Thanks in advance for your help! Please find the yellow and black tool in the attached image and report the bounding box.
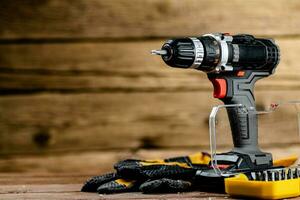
[152,33,280,171]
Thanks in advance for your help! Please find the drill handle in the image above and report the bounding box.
[224,93,258,153]
[208,71,269,154]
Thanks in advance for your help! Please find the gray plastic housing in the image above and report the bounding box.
[208,71,273,167]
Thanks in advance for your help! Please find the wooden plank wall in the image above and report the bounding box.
[0,0,300,172]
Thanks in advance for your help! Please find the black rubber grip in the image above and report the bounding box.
[222,71,269,154]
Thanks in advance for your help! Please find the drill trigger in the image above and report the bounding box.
[210,78,227,99]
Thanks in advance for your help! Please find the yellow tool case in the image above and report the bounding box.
[225,168,300,199]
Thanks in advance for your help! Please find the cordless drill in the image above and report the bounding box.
[152,33,280,172]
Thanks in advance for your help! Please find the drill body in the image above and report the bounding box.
[152,33,280,171]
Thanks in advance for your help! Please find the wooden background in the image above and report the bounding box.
[0,0,300,174]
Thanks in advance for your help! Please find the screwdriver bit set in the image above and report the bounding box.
[225,167,300,199]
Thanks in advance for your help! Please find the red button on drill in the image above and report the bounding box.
[210,78,227,99]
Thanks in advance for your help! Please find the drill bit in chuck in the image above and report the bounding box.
[151,49,168,56]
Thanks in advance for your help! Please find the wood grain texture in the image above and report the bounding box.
[0,39,299,93]
[0,0,299,157]
[1,0,300,40]
[0,90,299,155]
[0,92,216,154]
[0,173,91,185]
[0,150,132,174]
[0,184,80,194]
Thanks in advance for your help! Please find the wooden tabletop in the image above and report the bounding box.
[2,171,300,200]
[0,185,229,200]
[0,173,232,200]
[0,184,230,200]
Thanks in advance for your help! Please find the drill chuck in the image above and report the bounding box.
[152,33,280,74]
